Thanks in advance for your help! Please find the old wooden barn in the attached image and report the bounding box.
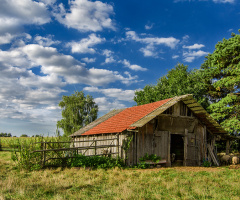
[70,94,228,167]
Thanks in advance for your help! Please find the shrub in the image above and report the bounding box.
[70,154,125,169]
[139,153,161,163]
[202,159,211,167]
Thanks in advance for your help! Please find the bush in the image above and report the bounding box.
[70,154,125,169]
[202,159,211,167]
[139,153,161,163]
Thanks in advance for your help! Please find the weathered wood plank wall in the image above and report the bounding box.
[73,133,127,159]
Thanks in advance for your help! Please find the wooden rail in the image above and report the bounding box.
[31,137,120,167]
[0,147,19,152]
[32,145,119,152]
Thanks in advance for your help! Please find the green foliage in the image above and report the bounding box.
[10,136,71,171]
[57,91,98,137]
[11,138,42,171]
[202,159,211,167]
[135,162,150,169]
[134,63,208,109]
[139,153,161,163]
[135,153,162,169]
[201,31,240,135]
[71,154,125,169]
[122,134,133,152]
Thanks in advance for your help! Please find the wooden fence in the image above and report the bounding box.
[32,137,120,167]
[0,146,19,152]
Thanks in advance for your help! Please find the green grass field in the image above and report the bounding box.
[0,151,240,200]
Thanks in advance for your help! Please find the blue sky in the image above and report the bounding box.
[0,0,239,136]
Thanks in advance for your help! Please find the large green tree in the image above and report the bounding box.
[57,91,98,136]
[134,64,208,108]
[201,31,240,135]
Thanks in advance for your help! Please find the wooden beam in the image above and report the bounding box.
[167,131,171,167]
[183,129,188,166]
[226,140,230,155]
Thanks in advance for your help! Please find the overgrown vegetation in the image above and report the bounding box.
[135,153,162,169]
[202,159,212,167]
[139,153,161,163]
[0,136,71,170]
[1,151,240,200]
[71,154,125,169]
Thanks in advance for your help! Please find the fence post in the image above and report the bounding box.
[117,134,119,158]
[0,139,2,151]
[95,140,97,155]
[43,142,46,167]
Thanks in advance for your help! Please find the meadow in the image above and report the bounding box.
[0,151,240,200]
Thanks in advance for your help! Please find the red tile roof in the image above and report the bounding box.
[81,98,172,135]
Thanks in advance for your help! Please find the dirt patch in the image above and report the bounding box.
[171,166,224,172]
[229,164,240,170]
[131,166,225,173]
[134,164,240,172]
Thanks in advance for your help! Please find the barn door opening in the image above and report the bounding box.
[170,134,184,166]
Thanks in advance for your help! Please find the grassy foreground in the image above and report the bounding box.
[0,152,240,200]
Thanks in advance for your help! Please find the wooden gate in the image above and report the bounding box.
[32,137,120,167]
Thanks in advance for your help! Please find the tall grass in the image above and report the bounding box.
[0,137,32,151]
[0,136,72,170]
[0,151,240,200]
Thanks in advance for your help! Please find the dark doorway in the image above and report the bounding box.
[171,134,184,166]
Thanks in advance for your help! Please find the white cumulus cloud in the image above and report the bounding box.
[34,35,60,47]
[82,57,96,63]
[126,31,179,58]
[183,50,209,62]
[0,0,50,35]
[183,43,205,49]
[84,86,136,101]
[54,0,116,32]
[102,49,116,64]
[67,33,105,54]
[121,59,147,71]
[126,31,179,49]
[172,55,179,59]
[21,44,138,86]
[94,97,126,112]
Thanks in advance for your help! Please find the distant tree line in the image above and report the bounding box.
[0,133,42,137]
[0,133,12,137]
